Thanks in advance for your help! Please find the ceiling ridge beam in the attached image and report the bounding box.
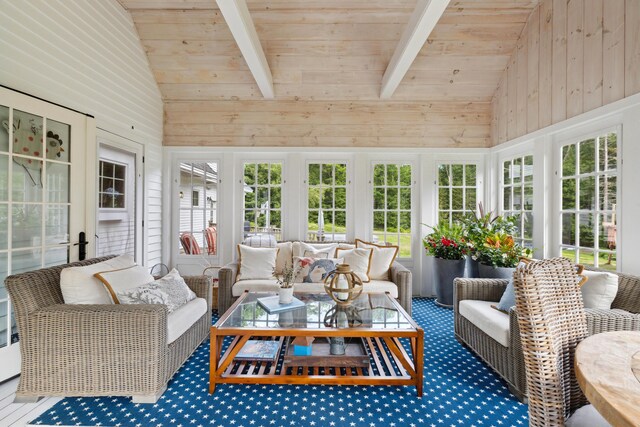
[216,0,274,99]
[380,0,451,99]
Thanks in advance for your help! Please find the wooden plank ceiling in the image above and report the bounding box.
[119,0,539,148]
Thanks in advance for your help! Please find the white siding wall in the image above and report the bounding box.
[0,0,164,266]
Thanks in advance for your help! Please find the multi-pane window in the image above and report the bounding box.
[307,162,347,241]
[243,162,282,240]
[502,155,533,247]
[560,132,618,270]
[98,160,125,209]
[178,162,218,255]
[372,163,412,257]
[437,163,477,225]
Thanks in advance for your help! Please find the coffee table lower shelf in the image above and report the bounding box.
[209,332,424,396]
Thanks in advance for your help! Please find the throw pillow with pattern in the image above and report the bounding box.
[117,268,196,313]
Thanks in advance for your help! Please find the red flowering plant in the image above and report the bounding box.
[423,222,468,260]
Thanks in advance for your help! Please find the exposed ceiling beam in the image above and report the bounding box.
[216,0,274,99]
[380,0,451,99]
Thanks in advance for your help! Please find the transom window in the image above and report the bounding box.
[502,155,533,247]
[178,162,218,256]
[437,163,477,225]
[307,162,347,241]
[243,162,282,240]
[560,132,618,270]
[98,160,125,209]
[372,163,412,257]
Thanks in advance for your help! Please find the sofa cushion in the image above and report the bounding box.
[232,279,398,298]
[94,265,155,303]
[60,255,136,304]
[292,242,337,258]
[355,239,398,281]
[334,247,373,282]
[581,270,618,309]
[237,245,278,280]
[116,269,196,312]
[275,241,293,275]
[293,256,343,283]
[167,297,207,344]
[459,300,510,347]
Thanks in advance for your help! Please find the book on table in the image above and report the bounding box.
[257,295,305,314]
[235,339,282,362]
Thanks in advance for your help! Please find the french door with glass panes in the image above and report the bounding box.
[0,87,90,381]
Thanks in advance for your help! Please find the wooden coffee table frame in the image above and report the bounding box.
[209,291,424,396]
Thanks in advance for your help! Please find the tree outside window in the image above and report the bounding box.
[437,163,477,225]
[243,162,282,240]
[372,163,412,257]
[560,132,618,270]
[502,155,533,248]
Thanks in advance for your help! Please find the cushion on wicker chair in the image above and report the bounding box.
[459,300,510,347]
[95,265,155,303]
[565,404,611,426]
[581,270,618,310]
[167,297,208,344]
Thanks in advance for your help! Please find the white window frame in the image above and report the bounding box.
[435,161,481,225]
[499,154,534,247]
[555,128,621,270]
[370,161,414,259]
[304,159,351,242]
[241,161,284,241]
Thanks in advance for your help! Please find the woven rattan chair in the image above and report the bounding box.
[454,267,640,401]
[513,258,609,426]
[5,256,212,403]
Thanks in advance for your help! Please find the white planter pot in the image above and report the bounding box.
[278,287,294,304]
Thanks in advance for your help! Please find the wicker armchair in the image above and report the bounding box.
[5,257,212,404]
[454,267,640,402]
[513,258,609,426]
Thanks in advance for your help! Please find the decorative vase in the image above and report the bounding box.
[466,256,480,278]
[478,263,515,279]
[278,286,294,304]
[433,257,466,308]
[323,264,363,305]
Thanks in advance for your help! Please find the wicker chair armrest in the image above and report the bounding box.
[390,261,412,315]
[183,276,212,307]
[585,308,640,335]
[218,262,239,314]
[454,278,509,304]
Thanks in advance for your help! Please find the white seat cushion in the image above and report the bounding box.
[167,297,207,344]
[566,404,611,427]
[459,300,510,347]
[232,279,398,298]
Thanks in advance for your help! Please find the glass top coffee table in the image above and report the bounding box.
[209,291,423,396]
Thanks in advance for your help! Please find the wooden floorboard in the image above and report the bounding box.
[0,377,63,426]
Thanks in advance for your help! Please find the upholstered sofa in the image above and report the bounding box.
[453,268,640,401]
[5,256,212,403]
[218,240,413,315]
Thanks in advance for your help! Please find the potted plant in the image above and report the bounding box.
[476,232,531,278]
[461,203,517,277]
[423,222,468,307]
[275,263,300,304]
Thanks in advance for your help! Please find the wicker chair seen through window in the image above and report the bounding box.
[513,258,610,427]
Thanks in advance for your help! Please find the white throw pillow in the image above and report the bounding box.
[335,247,373,283]
[581,270,619,309]
[292,241,337,258]
[275,241,293,275]
[293,256,343,283]
[237,245,279,281]
[355,239,399,281]
[94,265,155,304]
[116,269,197,312]
[60,255,137,304]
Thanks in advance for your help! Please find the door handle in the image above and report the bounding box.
[74,231,88,260]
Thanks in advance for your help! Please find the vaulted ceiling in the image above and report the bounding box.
[118,0,540,148]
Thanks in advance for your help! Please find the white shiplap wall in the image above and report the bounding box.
[0,0,164,266]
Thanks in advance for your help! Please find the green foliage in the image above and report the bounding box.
[460,203,517,258]
[476,232,531,268]
[423,222,468,260]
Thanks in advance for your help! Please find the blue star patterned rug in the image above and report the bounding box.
[30,298,528,426]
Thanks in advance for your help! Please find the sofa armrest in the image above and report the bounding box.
[218,262,239,314]
[390,261,412,315]
[20,304,168,394]
[585,308,640,335]
[183,275,212,307]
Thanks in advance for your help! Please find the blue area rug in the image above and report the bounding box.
[31,298,528,426]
